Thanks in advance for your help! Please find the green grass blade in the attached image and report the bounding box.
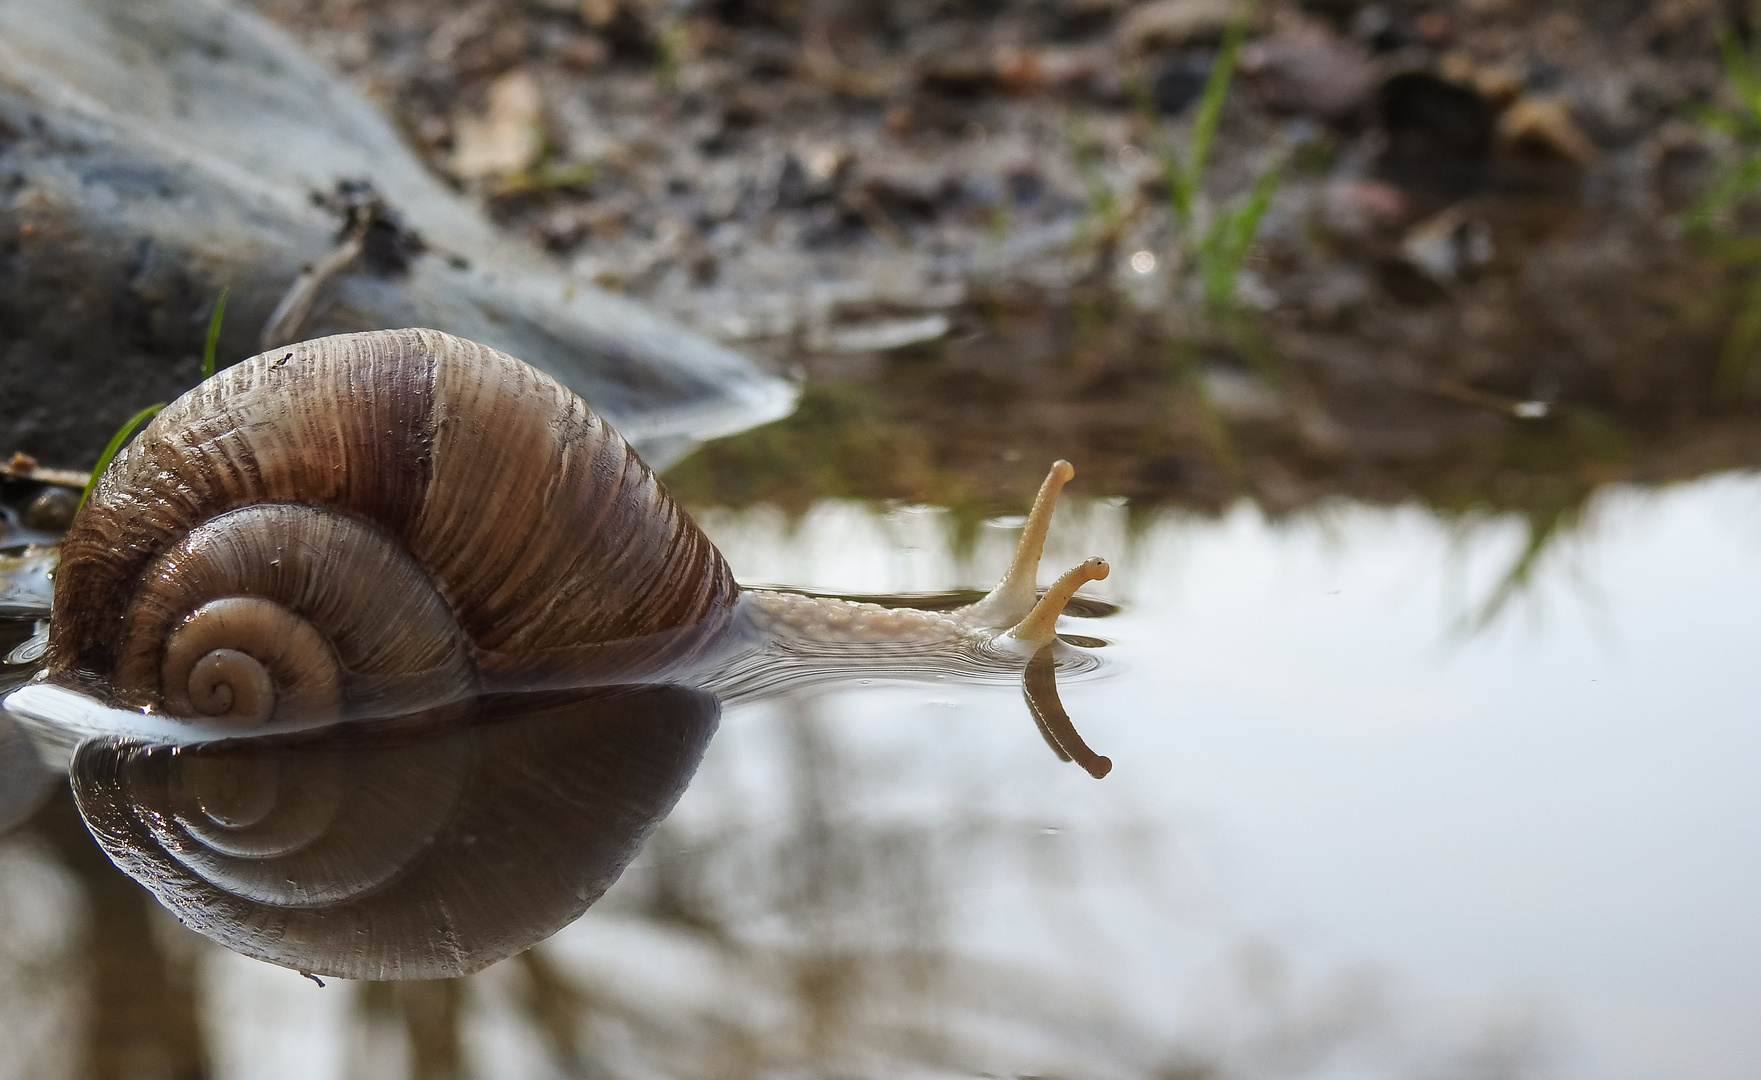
[201,288,229,381]
[1685,148,1761,231]
[78,404,164,513]
[1717,271,1761,396]
[1186,1,1255,196]
[1130,77,1194,223]
[1226,156,1283,259]
[1200,157,1283,311]
[1221,305,1281,385]
[1200,212,1234,308]
[1720,32,1761,124]
[1690,106,1743,139]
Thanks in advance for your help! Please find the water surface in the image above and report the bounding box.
[4,472,1756,1080]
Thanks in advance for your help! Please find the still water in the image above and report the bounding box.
[3,472,1756,1080]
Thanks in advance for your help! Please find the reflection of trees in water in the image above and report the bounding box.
[0,788,206,1080]
[0,832,84,1080]
[0,699,1553,1080]
[611,697,983,1074]
[464,694,1182,1078]
[350,979,465,1080]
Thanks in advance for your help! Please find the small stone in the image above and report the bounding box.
[541,209,588,252]
[1497,94,1599,167]
[1119,0,1247,53]
[1203,366,1286,422]
[1414,10,1453,43]
[578,0,618,27]
[1438,52,1525,105]
[450,69,545,181]
[542,27,608,71]
[1151,51,1213,115]
[1302,265,1374,323]
[21,486,78,533]
[1320,178,1410,237]
[776,151,848,207]
[992,44,1105,94]
[1239,34,1374,120]
[1401,207,1493,283]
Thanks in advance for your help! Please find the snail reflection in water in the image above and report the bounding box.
[18,327,1113,770]
[72,684,719,980]
[2,327,1116,979]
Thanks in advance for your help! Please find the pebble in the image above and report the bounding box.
[1119,0,1246,52]
[1240,35,1375,121]
[21,487,78,534]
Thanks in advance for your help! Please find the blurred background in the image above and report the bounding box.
[4,0,1761,1077]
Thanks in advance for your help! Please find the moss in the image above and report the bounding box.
[664,381,938,512]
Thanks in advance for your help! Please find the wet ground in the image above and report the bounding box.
[5,0,1761,1077]
[232,0,1761,529]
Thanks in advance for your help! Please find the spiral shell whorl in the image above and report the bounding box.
[49,328,738,721]
[113,504,471,724]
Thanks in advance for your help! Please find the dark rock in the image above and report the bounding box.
[1375,72,1496,201]
[1351,4,1409,53]
[0,0,792,469]
[1152,51,1215,116]
[1007,167,1047,207]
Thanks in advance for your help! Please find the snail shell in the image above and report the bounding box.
[49,328,737,727]
[70,684,719,980]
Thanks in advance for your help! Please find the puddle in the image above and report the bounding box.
[2,262,1756,1078]
[2,460,1758,1078]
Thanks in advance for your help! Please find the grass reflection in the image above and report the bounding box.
[662,340,1734,635]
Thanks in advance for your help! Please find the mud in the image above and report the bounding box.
[238,0,1761,518]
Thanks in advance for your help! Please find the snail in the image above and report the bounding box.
[2,326,1116,980]
[26,327,1112,766]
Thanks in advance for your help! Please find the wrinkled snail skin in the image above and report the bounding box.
[44,327,1104,732]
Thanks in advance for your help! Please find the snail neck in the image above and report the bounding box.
[729,459,1107,654]
[738,590,970,647]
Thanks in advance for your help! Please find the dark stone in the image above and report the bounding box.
[1007,167,1046,207]
[1375,72,1496,201]
[1152,51,1214,116]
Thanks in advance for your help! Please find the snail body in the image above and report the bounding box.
[42,328,1106,732]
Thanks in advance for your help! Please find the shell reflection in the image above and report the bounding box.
[69,684,717,980]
